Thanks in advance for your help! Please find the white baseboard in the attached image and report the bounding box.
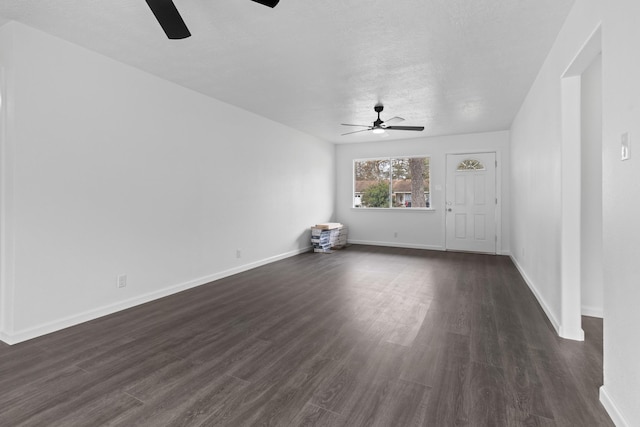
[349,240,512,256]
[581,305,604,318]
[559,324,585,341]
[0,246,312,345]
[348,239,444,251]
[600,386,629,427]
[509,255,562,336]
[0,331,13,344]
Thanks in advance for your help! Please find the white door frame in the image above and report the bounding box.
[444,150,502,255]
[0,66,14,340]
[559,25,602,341]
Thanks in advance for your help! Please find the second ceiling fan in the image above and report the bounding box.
[341,105,425,136]
[145,0,280,39]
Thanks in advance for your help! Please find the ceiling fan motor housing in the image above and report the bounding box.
[340,104,424,135]
[373,104,384,127]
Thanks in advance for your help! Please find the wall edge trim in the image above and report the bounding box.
[0,245,312,345]
[581,305,604,318]
[600,385,630,427]
[347,240,445,251]
[509,255,562,335]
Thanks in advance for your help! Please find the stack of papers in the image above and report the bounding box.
[311,223,348,253]
[332,226,348,249]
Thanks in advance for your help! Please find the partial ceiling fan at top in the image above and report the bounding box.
[341,104,425,136]
[145,0,280,39]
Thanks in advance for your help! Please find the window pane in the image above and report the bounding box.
[457,159,485,171]
[354,159,390,208]
[391,157,430,208]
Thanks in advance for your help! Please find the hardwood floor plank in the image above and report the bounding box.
[469,302,503,369]
[466,361,509,426]
[494,306,554,420]
[229,317,339,383]
[0,365,89,426]
[1,351,178,426]
[125,356,201,403]
[0,333,130,399]
[368,379,431,427]
[505,407,557,427]
[0,246,613,426]
[400,329,469,388]
[215,357,338,426]
[48,391,144,427]
[530,348,614,427]
[310,338,407,419]
[115,373,249,427]
[288,403,344,427]
[420,349,471,425]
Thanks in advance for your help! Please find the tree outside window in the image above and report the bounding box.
[354,157,430,208]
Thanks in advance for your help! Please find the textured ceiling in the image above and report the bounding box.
[0,0,574,143]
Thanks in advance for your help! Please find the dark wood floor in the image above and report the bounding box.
[0,245,613,426]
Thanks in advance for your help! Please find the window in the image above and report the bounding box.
[457,159,485,171]
[354,157,430,208]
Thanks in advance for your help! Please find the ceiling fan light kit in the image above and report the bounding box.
[145,0,280,40]
[341,105,425,136]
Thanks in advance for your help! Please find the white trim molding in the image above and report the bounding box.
[510,255,562,337]
[0,64,17,342]
[581,305,604,318]
[0,246,312,345]
[600,386,629,427]
[560,74,586,342]
[347,240,444,251]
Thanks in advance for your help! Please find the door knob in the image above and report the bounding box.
[447,208,452,212]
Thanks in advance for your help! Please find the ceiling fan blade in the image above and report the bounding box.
[145,0,191,39]
[251,0,280,7]
[384,125,425,131]
[380,117,405,127]
[341,123,370,127]
[341,129,372,136]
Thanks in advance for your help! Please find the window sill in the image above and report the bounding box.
[351,207,436,212]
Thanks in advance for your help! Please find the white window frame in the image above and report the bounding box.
[352,155,433,210]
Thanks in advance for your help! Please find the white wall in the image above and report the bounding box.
[580,54,603,318]
[0,22,335,344]
[335,131,510,253]
[509,0,601,335]
[0,23,14,338]
[511,0,640,424]
[601,0,640,424]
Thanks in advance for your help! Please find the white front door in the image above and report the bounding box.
[445,152,497,254]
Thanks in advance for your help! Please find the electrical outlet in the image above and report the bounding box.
[236,249,242,259]
[394,231,398,238]
[117,274,127,288]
